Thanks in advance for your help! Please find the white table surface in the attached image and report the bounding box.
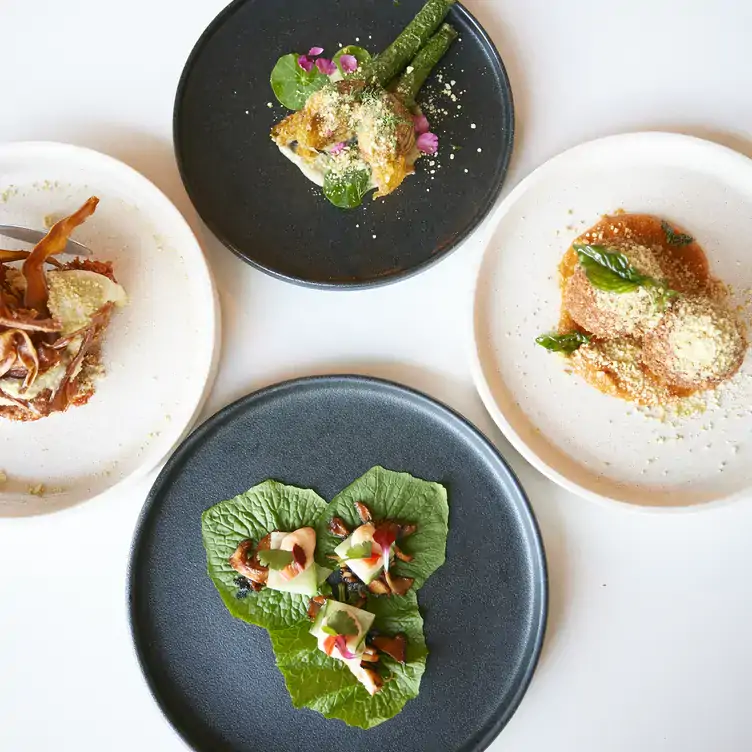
[2,1,751,750]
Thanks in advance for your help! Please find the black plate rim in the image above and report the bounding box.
[127,375,547,751]
[173,0,515,290]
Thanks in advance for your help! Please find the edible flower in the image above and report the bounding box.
[413,113,430,135]
[297,55,314,73]
[315,57,337,76]
[416,132,439,155]
[329,142,347,155]
[339,54,359,73]
[308,46,324,56]
[373,523,399,574]
[334,635,358,660]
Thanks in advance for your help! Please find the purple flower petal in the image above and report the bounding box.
[315,57,337,76]
[308,46,324,57]
[329,142,347,155]
[413,114,430,135]
[416,132,439,155]
[339,54,358,73]
[297,55,314,73]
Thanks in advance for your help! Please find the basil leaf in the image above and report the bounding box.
[344,541,373,560]
[257,549,294,570]
[661,220,694,246]
[324,610,359,637]
[574,244,651,293]
[536,332,590,353]
[323,168,371,209]
[333,46,372,75]
[270,53,329,110]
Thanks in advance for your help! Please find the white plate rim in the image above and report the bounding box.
[0,140,221,517]
[469,131,752,514]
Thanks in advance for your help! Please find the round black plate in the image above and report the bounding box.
[174,0,514,288]
[129,376,546,752]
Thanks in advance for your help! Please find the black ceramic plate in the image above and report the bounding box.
[174,0,514,287]
[129,376,546,752]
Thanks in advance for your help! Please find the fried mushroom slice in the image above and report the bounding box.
[358,665,384,696]
[228,537,269,586]
[327,516,351,538]
[353,501,372,523]
[372,633,407,664]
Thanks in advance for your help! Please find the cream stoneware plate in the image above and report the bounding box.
[0,142,220,517]
[472,132,752,510]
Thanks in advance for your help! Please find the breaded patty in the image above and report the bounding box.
[642,296,747,390]
[563,242,667,338]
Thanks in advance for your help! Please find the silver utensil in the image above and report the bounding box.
[0,225,92,256]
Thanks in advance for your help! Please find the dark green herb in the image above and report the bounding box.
[535,332,590,353]
[270,53,329,110]
[322,610,360,637]
[661,220,694,246]
[256,548,294,570]
[337,582,347,602]
[323,167,371,209]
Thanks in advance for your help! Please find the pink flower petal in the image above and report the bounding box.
[413,114,430,135]
[315,57,337,76]
[334,635,358,660]
[329,142,347,155]
[298,55,314,73]
[339,54,358,73]
[416,132,439,155]
[308,46,324,57]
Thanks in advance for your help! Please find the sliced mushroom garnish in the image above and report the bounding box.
[0,329,40,389]
[360,646,379,662]
[354,501,372,523]
[327,516,351,538]
[393,543,413,563]
[385,571,414,596]
[367,576,391,596]
[398,523,417,538]
[372,634,407,664]
[307,595,328,620]
[228,539,269,585]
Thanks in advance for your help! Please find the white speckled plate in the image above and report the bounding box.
[0,142,220,516]
[471,132,752,510]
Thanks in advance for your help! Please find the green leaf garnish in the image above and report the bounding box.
[201,480,328,631]
[257,549,294,570]
[574,244,651,293]
[323,167,371,209]
[661,220,694,246]
[344,541,373,560]
[270,53,329,110]
[317,467,448,591]
[322,610,360,637]
[536,332,590,353]
[269,591,428,729]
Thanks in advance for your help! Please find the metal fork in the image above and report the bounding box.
[0,225,92,256]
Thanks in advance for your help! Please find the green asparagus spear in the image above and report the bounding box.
[361,0,456,86]
[394,23,458,106]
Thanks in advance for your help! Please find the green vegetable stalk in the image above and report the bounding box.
[394,23,458,106]
[361,0,456,86]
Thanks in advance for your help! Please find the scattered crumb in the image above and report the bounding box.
[267,102,273,108]
[470,123,476,129]
[28,483,45,497]
[0,470,6,485]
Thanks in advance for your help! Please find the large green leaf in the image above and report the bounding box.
[201,480,329,630]
[316,466,449,591]
[269,592,427,729]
